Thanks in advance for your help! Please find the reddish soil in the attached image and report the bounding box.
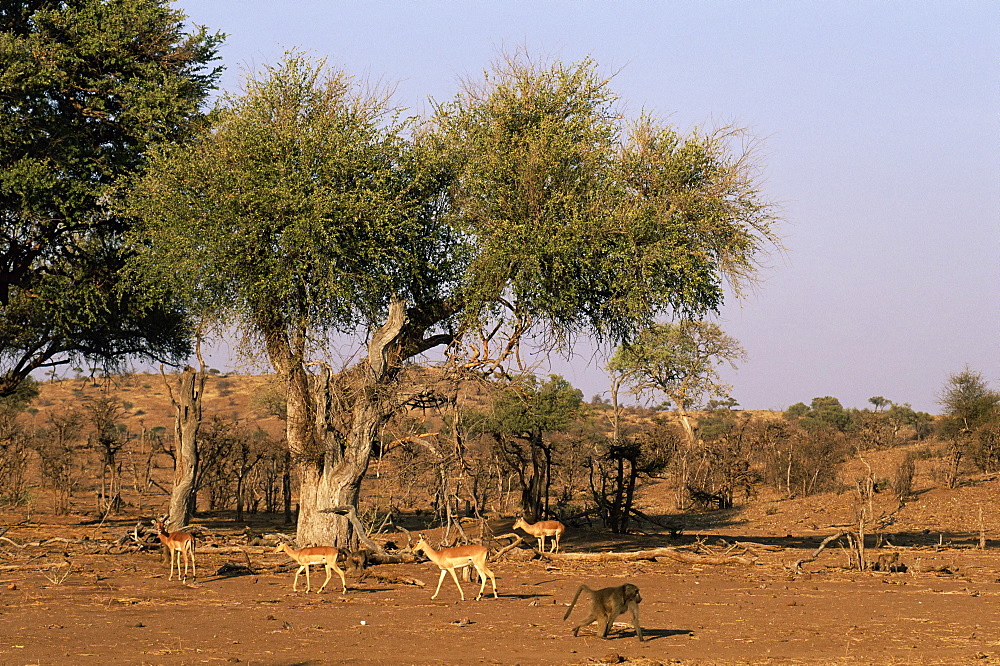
[10,376,1000,664]
[3,511,1000,666]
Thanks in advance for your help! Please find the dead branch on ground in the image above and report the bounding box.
[791,532,845,572]
[540,547,755,565]
[491,533,524,561]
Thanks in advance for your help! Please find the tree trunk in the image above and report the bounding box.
[163,363,205,530]
[292,300,409,547]
[677,407,697,447]
[518,429,553,522]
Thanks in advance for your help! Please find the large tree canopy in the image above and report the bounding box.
[430,56,776,345]
[0,0,223,395]
[127,52,778,545]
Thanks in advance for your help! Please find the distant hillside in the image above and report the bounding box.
[29,372,287,440]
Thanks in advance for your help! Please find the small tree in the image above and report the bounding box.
[590,419,677,532]
[784,396,852,432]
[609,320,746,447]
[85,395,129,513]
[0,379,39,505]
[33,410,85,514]
[938,368,1000,487]
[477,375,584,521]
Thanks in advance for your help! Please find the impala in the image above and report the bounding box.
[154,518,196,582]
[274,542,348,594]
[413,534,497,601]
[513,516,566,553]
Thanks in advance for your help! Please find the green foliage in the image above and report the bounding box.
[0,377,38,411]
[128,53,432,342]
[938,368,1000,477]
[937,368,1000,438]
[430,54,778,343]
[465,374,584,520]
[0,0,224,395]
[486,374,584,436]
[885,403,934,440]
[706,397,740,411]
[130,51,777,373]
[608,319,746,412]
[783,396,851,432]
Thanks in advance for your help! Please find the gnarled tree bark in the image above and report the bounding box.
[291,299,410,548]
[162,351,206,531]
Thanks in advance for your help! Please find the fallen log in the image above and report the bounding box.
[0,560,71,572]
[0,536,79,549]
[791,532,845,571]
[364,552,418,565]
[540,547,754,565]
[734,540,784,552]
[491,533,524,561]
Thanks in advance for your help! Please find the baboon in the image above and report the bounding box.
[872,551,907,572]
[563,583,644,641]
[346,548,371,575]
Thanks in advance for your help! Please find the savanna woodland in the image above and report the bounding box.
[3,2,1000,665]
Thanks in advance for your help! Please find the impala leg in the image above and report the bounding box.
[333,560,347,593]
[447,567,466,601]
[317,563,332,593]
[431,569,448,599]
[293,565,305,592]
[475,563,497,599]
[473,565,495,600]
[486,565,498,598]
[304,563,313,592]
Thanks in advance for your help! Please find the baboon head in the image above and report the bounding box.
[623,583,642,605]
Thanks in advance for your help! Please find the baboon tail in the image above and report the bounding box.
[563,585,590,620]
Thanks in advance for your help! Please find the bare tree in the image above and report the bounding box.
[162,351,207,529]
[33,410,85,514]
[85,395,129,513]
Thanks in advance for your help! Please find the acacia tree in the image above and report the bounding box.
[128,53,778,546]
[0,0,224,396]
[474,374,583,521]
[938,368,1000,487]
[609,320,747,445]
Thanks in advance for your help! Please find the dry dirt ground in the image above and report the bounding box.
[3,512,1000,666]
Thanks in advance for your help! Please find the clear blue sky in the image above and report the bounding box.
[173,0,999,414]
